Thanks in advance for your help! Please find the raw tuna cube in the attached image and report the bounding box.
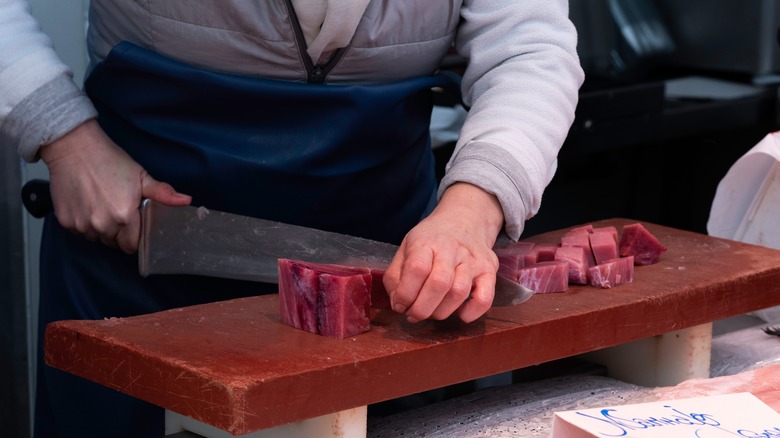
[318,273,372,338]
[278,260,319,334]
[367,268,391,310]
[554,245,589,284]
[535,244,559,262]
[561,231,596,266]
[501,241,536,252]
[591,225,619,243]
[497,262,518,282]
[495,242,537,267]
[569,224,594,233]
[495,242,538,279]
[589,231,619,265]
[619,223,667,265]
[588,256,634,289]
[278,259,372,338]
[517,261,569,294]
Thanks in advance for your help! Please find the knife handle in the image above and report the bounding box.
[21,179,53,218]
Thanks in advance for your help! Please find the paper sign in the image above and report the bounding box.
[552,392,780,437]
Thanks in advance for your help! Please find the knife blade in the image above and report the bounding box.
[138,199,534,307]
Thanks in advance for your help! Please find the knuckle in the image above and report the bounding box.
[448,281,472,302]
[381,269,401,292]
[111,205,136,226]
[485,252,499,270]
[403,256,431,276]
[425,270,453,293]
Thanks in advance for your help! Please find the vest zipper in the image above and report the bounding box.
[284,0,348,84]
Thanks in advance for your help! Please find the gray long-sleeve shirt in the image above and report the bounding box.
[0,0,584,240]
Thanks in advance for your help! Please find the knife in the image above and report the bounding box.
[138,199,534,307]
[19,179,533,307]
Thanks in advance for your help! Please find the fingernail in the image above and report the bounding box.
[393,303,407,313]
[406,315,420,324]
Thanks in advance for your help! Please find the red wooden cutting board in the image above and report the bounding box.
[44,219,780,435]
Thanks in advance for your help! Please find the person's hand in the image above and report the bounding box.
[383,182,504,323]
[39,119,191,253]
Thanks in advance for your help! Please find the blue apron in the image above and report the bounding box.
[36,42,458,437]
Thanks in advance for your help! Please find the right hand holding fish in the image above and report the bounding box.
[39,119,191,254]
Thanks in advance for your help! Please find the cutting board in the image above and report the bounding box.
[44,219,780,435]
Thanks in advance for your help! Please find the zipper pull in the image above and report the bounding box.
[310,66,325,84]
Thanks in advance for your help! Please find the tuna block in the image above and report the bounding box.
[588,256,634,289]
[554,245,589,285]
[495,242,538,268]
[592,225,619,243]
[589,231,619,265]
[535,244,559,262]
[367,268,391,310]
[517,261,569,294]
[495,242,538,280]
[561,229,596,266]
[278,259,372,338]
[619,223,667,265]
[569,224,593,233]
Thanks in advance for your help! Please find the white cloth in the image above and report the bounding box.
[291,0,370,64]
[708,131,780,246]
[708,131,780,323]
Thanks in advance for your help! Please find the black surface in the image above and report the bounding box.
[432,73,780,238]
[525,79,780,237]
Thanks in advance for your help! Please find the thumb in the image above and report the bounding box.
[141,173,192,206]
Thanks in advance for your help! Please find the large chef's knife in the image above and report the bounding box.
[139,199,534,307]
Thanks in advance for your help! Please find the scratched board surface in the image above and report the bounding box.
[44,219,780,435]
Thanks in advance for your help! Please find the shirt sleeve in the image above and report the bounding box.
[440,0,584,240]
[0,0,97,162]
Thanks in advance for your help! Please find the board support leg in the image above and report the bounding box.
[165,405,367,438]
[579,322,712,387]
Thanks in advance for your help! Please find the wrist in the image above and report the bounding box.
[437,182,505,245]
[39,119,98,165]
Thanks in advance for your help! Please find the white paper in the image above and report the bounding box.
[552,392,780,438]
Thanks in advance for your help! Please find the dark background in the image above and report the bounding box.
[436,0,780,238]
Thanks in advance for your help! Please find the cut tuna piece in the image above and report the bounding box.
[591,225,619,243]
[278,259,372,338]
[367,268,391,310]
[588,256,634,289]
[589,231,619,265]
[554,245,590,285]
[618,223,667,265]
[517,261,569,294]
[562,227,590,239]
[495,242,537,267]
[278,260,319,334]
[535,244,559,262]
[569,224,593,234]
[495,242,538,280]
[561,230,596,267]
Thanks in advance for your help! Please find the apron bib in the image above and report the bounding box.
[35,41,458,437]
[84,41,456,243]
